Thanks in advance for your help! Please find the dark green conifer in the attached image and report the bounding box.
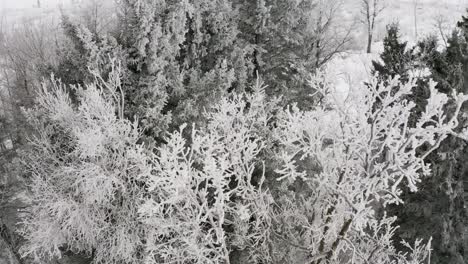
[374,22,468,264]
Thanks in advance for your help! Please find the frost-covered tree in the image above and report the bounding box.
[0,17,59,145]
[236,0,353,101]
[56,14,120,87]
[139,81,278,263]
[56,0,254,146]
[19,62,468,263]
[54,0,355,147]
[371,23,430,127]
[0,16,64,264]
[267,72,468,263]
[19,62,149,264]
[373,22,468,264]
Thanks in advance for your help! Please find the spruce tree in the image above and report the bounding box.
[374,23,468,264]
[235,0,351,108]
[371,23,429,126]
[55,0,258,146]
[372,23,412,82]
[54,0,352,144]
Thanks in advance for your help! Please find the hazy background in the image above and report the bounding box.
[1,0,75,10]
[1,0,468,98]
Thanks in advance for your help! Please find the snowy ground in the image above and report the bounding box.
[330,0,468,102]
[345,0,468,48]
[380,0,468,42]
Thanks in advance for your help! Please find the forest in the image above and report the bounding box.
[0,0,468,263]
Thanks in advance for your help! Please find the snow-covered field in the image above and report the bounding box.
[344,0,468,47]
[330,0,468,101]
[369,0,467,43]
[2,0,466,46]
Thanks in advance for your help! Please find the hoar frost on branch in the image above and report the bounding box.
[19,63,148,264]
[271,73,468,263]
[18,64,468,264]
[138,82,277,263]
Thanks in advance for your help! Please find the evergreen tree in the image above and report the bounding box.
[235,0,352,108]
[372,23,413,82]
[235,0,316,97]
[57,0,255,146]
[54,0,353,146]
[371,23,429,126]
[373,23,468,264]
[20,64,467,264]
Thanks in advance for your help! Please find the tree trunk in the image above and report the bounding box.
[253,33,260,77]
[315,38,321,68]
[367,33,373,53]
[413,1,418,38]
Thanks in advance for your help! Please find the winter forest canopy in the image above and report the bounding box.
[1,0,468,264]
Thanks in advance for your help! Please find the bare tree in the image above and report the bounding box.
[434,13,450,47]
[360,0,385,53]
[76,0,116,36]
[311,0,355,67]
[0,16,60,147]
